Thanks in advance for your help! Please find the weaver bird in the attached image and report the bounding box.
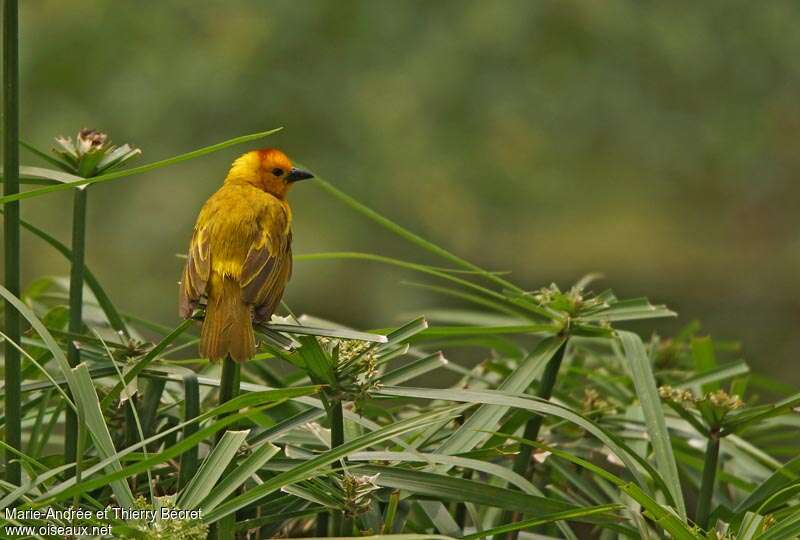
[179,148,313,362]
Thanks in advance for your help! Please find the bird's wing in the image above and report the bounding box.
[179,226,211,318]
[240,205,293,322]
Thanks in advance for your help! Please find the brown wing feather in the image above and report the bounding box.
[241,225,292,323]
[178,227,211,318]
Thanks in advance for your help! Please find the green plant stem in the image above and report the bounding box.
[330,399,345,448]
[330,398,346,535]
[315,512,329,537]
[139,377,166,439]
[500,340,568,540]
[339,514,353,536]
[214,358,241,540]
[64,187,87,465]
[217,358,241,430]
[2,0,21,487]
[696,433,720,530]
[179,374,200,490]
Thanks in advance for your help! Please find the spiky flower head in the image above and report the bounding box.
[338,473,381,517]
[52,128,141,177]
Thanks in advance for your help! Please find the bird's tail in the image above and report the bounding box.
[200,274,255,362]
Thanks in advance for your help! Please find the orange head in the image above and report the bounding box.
[224,148,313,198]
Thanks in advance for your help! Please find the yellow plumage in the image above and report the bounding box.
[179,148,312,362]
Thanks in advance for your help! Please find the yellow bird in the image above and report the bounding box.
[179,148,313,362]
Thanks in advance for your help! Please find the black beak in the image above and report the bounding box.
[286,167,314,182]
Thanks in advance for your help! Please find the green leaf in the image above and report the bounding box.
[755,510,800,540]
[32,386,320,505]
[71,364,135,508]
[202,405,466,523]
[618,330,687,519]
[296,335,336,386]
[295,252,546,319]
[0,284,136,507]
[732,455,800,516]
[461,504,624,540]
[100,319,193,408]
[515,440,697,540]
[377,386,657,495]
[178,430,250,509]
[263,323,387,343]
[433,336,565,462]
[0,128,282,205]
[357,464,617,524]
[0,165,81,184]
[737,512,766,540]
[200,442,280,510]
[676,360,750,391]
[19,140,77,172]
[723,391,800,433]
[580,297,676,323]
[309,174,525,295]
[380,352,448,385]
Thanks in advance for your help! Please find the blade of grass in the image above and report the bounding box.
[100,319,193,408]
[18,140,76,172]
[499,339,568,539]
[618,330,687,518]
[0,128,283,205]
[309,174,524,294]
[0,165,81,184]
[462,504,624,540]
[203,406,466,523]
[31,387,320,505]
[295,252,551,319]
[349,450,577,539]
[378,386,658,495]
[434,336,565,463]
[380,352,448,385]
[732,455,800,516]
[178,430,249,509]
[262,323,387,343]
[515,438,696,540]
[71,364,135,507]
[201,442,280,511]
[355,465,614,524]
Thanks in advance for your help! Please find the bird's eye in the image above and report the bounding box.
[272,168,284,176]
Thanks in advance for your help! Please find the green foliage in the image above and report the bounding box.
[1,131,798,540]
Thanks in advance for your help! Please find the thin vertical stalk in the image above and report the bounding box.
[696,433,720,530]
[64,187,87,464]
[500,340,567,540]
[179,374,200,490]
[315,513,329,537]
[218,358,240,407]
[216,357,241,445]
[2,0,21,487]
[330,399,345,448]
[330,398,345,535]
[214,357,240,540]
[382,491,400,534]
[139,377,166,439]
[339,514,353,536]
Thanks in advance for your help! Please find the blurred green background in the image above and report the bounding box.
[10,1,800,383]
